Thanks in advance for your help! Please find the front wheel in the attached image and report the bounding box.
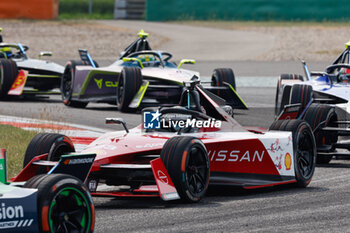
[269,119,316,187]
[0,59,18,98]
[23,133,75,168]
[303,104,338,164]
[116,67,142,112]
[275,74,304,116]
[211,68,236,91]
[25,174,95,233]
[61,60,89,108]
[160,136,210,202]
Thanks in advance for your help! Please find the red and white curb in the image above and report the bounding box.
[0,115,109,152]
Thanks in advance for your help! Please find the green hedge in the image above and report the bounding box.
[59,0,114,19]
[146,0,350,21]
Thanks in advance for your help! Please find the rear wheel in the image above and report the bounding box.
[25,174,95,233]
[275,74,304,116]
[116,67,142,112]
[211,68,236,92]
[160,136,210,202]
[23,133,75,168]
[303,104,338,164]
[0,59,18,98]
[61,60,89,108]
[269,119,316,187]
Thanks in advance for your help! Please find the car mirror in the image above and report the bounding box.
[177,59,195,69]
[39,51,52,59]
[122,57,144,69]
[105,118,129,133]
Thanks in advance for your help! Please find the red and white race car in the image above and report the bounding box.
[13,83,317,202]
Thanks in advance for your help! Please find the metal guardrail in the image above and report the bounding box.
[114,0,145,19]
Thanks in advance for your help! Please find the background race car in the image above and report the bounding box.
[18,82,317,203]
[0,28,63,98]
[0,148,95,233]
[61,30,247,112]
[275,40,350,164]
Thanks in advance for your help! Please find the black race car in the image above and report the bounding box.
[0,28,63,98]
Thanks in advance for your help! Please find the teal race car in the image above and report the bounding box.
[0,145,96,233]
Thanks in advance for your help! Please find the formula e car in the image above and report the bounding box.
[274,41,350,164]
[0,147,95,233]
[61,30,247,111]
[16,82,316,203]
[0,28,63,98]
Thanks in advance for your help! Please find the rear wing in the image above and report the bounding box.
[10,153,96,183]
[48,153,96,182]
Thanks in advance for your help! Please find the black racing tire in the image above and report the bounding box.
[275,74,304,116]
[116,67,142,112]
[23,174,47,188]
[211,68,236,92]
[26,174,95,233]
[269,119,316,187]
[303,104,338,164]
[23,133,75,168]
[160,136,210,203]
[61,60,89,108]
[290,84,313,112]
[0,59,18,98]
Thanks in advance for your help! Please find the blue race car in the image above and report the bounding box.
[274,40,350,164]
[0,146,96,233]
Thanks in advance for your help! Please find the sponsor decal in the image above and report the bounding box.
[275,154,283,170]
[94,78,118,89]
[94,78,103,89]
[88,179,98,192]
[143,111,221,130]
[267,139,283,153]
[285,153,292,170]
[209,150,264,162]
[10,73,26,90]
[0,203,34,230]
[105,81,118,87]
[64,158,94,165]
[157,170,168,184]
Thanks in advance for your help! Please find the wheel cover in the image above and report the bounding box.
[48,187,91,233]
[185,145,209,196]
[296,129,314,178]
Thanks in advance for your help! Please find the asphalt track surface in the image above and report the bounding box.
[0,21,347,232]
[2,68,350,233]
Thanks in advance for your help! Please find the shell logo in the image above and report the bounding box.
[11,74,26,89]
[285,153,291,170]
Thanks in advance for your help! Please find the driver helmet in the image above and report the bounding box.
[137,54,155,62]
[0,47,12,58]
[340,68,350,74]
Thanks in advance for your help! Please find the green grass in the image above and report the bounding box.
[59,0,114,19]
[0,125,38,179]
